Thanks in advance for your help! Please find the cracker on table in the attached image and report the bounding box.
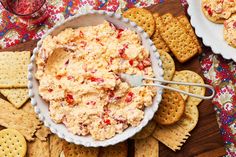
[98,141,128,157]
[0,129,27,157]
[62,142,99,157]
[135,136,159,157]
[152,124,190,151]
[0,51,30,88]
[49,134,64,157]
[178,70,205,106]
[123,8,155,37]
[159,15,198,63]
[132,120,156,140]
[0,98,41,141]
[158,50,175,81]
[27,138,50,157]
[0,88,29,108]
[168,71,190,100]
[151,13,170,52]
[21,101,35,114]
[154,90,185,125]
[35,125,51,141]
[177,15,202,53]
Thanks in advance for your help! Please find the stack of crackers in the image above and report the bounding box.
[123,8,202,63]
[123,7,206,154]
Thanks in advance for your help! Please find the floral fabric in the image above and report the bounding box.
[0,0,235,156]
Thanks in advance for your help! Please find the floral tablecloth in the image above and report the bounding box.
[0,0,235,156]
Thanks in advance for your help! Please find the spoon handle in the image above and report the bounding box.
[142,77,215,100]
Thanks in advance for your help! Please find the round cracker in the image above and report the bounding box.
[123,8,155,37]
[0,129,27,157]
[158,50,175,81]
[132,120,156,139]
[178,70,206,106]
[224,14,236,48]
[201,0,234,23]
[154,90,185,125]
[168,71,190,100]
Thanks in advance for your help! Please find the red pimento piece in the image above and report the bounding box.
[89,77,104,83]
[109,57,114,65]
[129,59,134,66]
[66,93,74,104]
[79,31,84,38]
[104,119,111,125]
[67,76,74,80]
[233,22,236,28]
[142,58,151,67]
[208,8,213,16]
[108,91,115,98]
[119,44,129,59]
[56,75,63,80]
[125,92,134,103]
[48,88,53,93]
[86,101,96,105]
[80,41,87,48]
[116,29,124,39]
[137,62,145,70]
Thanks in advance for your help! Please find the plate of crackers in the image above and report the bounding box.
[187,0,236,61]
[0,6,211,157]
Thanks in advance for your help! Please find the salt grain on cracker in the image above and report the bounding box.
[0,51,30,88]
[27,138,50,157]
[135,136,159,157]
[123,8,155,37]
[0,98,41,141]
[0,129,27,157]
[99,142,128,157]
[0,88,29,108]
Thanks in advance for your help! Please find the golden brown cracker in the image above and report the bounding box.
[21,101,35,114]
[0,51,30,88]
[161,13,174,24]
[98,142,128,157]
[158,50,175,81]
[134,136,159,157]
[168,71,190,100]
[35,126,51,141]
[152,124,190,151]
[49,134,64,157]
[159,17,198,63]
[154,90,185,125]
[0,88,29,108]
[132,120,156,139]
[178,70,206,106]
[27,138,50,157]
[62,142,99,157]
[151,13,170,52]
[123,8,155,36]
[0,129,27,157]
[0,98,41,141]
[177,15,202,53]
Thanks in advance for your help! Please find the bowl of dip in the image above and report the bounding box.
[28,10,163,147]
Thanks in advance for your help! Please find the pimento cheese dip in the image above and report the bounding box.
[35,21,156,140]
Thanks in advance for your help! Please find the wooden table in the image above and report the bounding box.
[0,0,227,156]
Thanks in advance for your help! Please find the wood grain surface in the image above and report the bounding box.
[0,0,226,156]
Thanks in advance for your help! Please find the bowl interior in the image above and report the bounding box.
[30,12,163,147]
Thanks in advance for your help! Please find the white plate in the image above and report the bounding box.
[187,0,236,61]
[28,10,163,147]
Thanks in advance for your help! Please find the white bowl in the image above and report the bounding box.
[28,10,163,147]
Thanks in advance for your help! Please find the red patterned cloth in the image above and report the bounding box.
[0,0,235,156]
